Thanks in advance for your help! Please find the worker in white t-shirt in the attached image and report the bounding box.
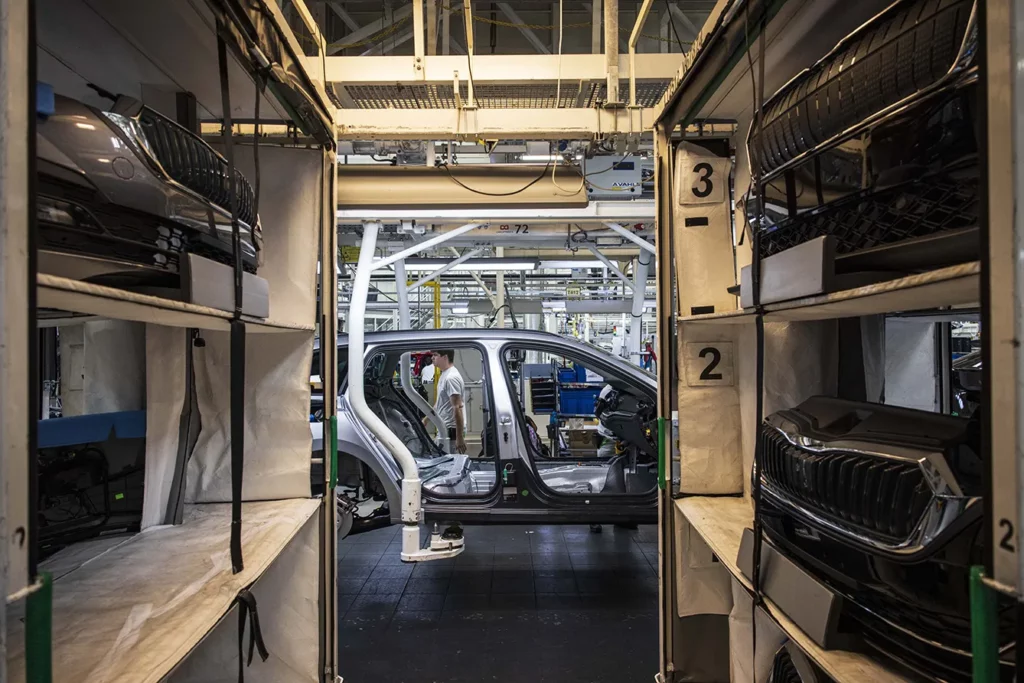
[425,349,467,454]
[420,360,435,385]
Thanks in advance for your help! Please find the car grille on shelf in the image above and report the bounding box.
[758,172,979,260]
[768,648,803,683]
[755,0,975,177]
[760,427,933,542]
[137,110,256,228]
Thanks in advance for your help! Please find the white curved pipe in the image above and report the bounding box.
[348,222,423,552]
[395,260,449,451]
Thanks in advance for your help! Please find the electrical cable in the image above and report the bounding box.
[661,0,687,53]
[744,0,769,674]
[439,157,553,196]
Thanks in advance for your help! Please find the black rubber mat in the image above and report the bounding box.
[338,523,659,683]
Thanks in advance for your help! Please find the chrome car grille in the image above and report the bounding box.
[137,110,256,228]
[754,0,976,178]
[760,427,933,542]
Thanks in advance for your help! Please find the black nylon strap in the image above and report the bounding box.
[217,27,245,575]
[236,589,270,682]
[230,320,245,572]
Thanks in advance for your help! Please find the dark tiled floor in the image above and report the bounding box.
[339,523,659,683]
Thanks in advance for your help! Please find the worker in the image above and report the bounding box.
[595,384,619,458]
[427,349,467,454]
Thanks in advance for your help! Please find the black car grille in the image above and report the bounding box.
[760,427,933,542]
[758,171,979,260]
[756,0,975,177]
[137,110,256,228]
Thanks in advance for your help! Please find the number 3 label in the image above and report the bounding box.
[684,342,734,387]
[680,158,727,205]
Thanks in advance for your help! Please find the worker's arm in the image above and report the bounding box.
[451,393,467,454]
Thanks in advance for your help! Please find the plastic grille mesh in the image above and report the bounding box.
[758,172,979,260]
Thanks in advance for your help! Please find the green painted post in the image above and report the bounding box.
[970,566,999,682]
[26,572,52,683]
[657,417,666,490]
[329,415,339,489]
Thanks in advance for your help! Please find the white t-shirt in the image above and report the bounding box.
[421,363,435,383]
[434,366,465,430]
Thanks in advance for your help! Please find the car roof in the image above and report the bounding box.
[316,328,656,387]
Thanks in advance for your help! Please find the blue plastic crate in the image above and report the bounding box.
[559,387,601,416]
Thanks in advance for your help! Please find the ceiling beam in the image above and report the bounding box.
[497,2,551,54]
[325,0,359,31]
[313,52,682,84]
[327,3,413,54]
[669,4,700,41]
[335,105,654,140]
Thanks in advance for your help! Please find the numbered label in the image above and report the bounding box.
[999,518,1016,552]
[497,224,530,234]
[683,342,734,387]
[679,158,727,205]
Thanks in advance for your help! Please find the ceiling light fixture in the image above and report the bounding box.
[402,257,539,272]
[538,259,605,269]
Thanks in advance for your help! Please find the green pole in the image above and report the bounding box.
[657,416,666,490]
[26,572,52,683]
[329,414,339,489]
[970,565,999,682]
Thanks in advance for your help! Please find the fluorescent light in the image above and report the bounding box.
[451,305,470,315]
[520,154,584,162]
[403,257,538,272]
[538,259,605,269]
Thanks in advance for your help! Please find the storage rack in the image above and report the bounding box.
[651,0,1000,680]
[2,0,340,680]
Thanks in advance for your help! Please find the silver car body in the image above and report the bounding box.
[326,328,658,525]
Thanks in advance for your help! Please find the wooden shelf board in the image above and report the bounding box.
[677,262,980,325]
[38,275,313,333]
[674,495,753,592]
[675,495,910,683]
[7,498,321,683]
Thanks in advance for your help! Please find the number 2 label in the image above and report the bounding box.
[684,342,734,386]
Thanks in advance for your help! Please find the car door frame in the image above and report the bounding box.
[496,339,659,519]
[340,339,507,515]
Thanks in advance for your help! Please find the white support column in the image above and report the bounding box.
[442,1,451,55]
[413,0,425,68]
[462,0,476,107]
[496,246,506,328]
[627,254,651,366]
[604,0,620,105]
[426,0,438,56]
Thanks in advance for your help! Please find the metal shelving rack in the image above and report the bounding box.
[1,0,340,680]
[651,0,1000,681]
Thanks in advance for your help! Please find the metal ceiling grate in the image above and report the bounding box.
[340,80,671,109]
